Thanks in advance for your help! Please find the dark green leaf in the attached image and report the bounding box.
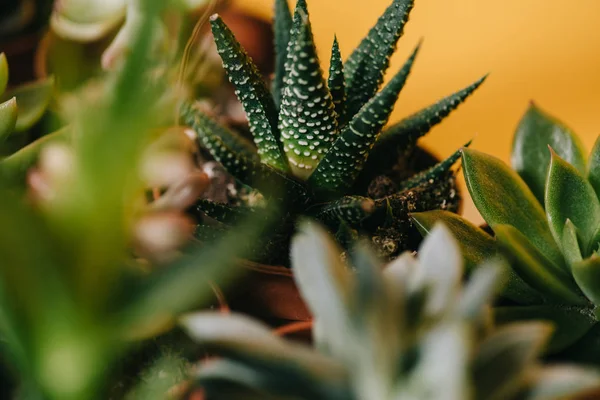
[210,15,288,172]
[411,210,543,304]
[587,135,600,199]
[272,0,294,108]
[344,0,414,118]
[494,224,585,306]
[315,195,375,227]
[462,148,564,268]
[399,142,468,190]
[494,306,596,354]
[0,98,17,142]
[511,103,587,203]
[1,77,54,132]
[546,149,600,254]
[328,36,346,125]
[0,53,7,94]
[193,200,257,225]
[310,43,420,194]
[278,11,338,179]
[572,256,600,306]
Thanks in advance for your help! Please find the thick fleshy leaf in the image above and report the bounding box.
[367,76,486,173]
[291,221,353,359]
[572,256,600,306]
[272,0,294,108]
[309,43,420,195]
[328,36,346,125]
[546,149,600,254]
[511,104,587,204]
[411,211,544,305]
[209,15,288,172]
[493,306,596,354]
[494,224,585,305]
[472,322,552,400]
[0,53,8,95]
[344,0,414,118]
[587,136,600,199]
[1,77,54,132]
[462,148,564,268]
[0,98,18,142]
[523,365,600,400]
[562,219,583,267]
[315,195,375,227]
[278,11,338,179]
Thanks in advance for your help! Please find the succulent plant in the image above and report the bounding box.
[180,221,600,400]
[412,103,600,362]
[181,0,486,264]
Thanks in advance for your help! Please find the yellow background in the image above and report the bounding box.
[234,0,600,223]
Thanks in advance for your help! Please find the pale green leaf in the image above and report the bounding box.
[572,256,600,307]
[1,77,54,132]
[0,98,18,142]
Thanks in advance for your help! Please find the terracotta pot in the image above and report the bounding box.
[227,260,311,323]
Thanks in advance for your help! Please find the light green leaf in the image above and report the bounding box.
[572,256,600,307]
[0,98,18,142]
[524,365,600,400]
[0,53,8,95]
[511,103,587,203]
[494,306,596,354]
[546,149,600,254]
[562,219,583,267]
[462,148,564,268]
[587,135,600,199]
[411,210,544,305]
[472,322,552,400]
[493,224,585,306]
[457,259,506,323]
[1,77,54,132]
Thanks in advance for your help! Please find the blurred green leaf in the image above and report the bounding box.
[0,54,8,94]
[493,224,585,305]
[457,259,507,323]
[0,98,17,142]
[494,306,596,354]
[523,365,600,400]
[546,149,600,254]
[588,136,600,199]
[1,78,54,132]
[462,148,564,269]
[572,257,600,306]
[511,104,587,203]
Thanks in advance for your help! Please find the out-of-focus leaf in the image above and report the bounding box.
[457,259,506,323]
[0,54,8,94]
[546,150,600,254]
[462,148,564,269]
[472,322,552,400]
[522,365,600,400]
[494,306,596,354]
[588,136,600,199]
[493,224,585,306]
[511,104,587,203]
[1,77,54,132]
[0,98,17,142]
[572,256,600,306]
[411,211,544,305]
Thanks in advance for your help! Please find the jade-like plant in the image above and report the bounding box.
[180,221,600,399]
[412,103,600,362]
[182,0,486,264]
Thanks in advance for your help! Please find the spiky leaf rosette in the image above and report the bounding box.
[412,104,600,363]
[180,222,600,400]
[184,0,485,264]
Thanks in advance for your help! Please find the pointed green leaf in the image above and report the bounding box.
[399,142,468,191]
[344,0,414,118]
[572,256,600,306]
[511,103,587,203]
[0,98,18,143]
[562,219,583,267]
[472,322,552,400]
[328,36,346,125]
[494,224,586,306]
[310,43,420,194]
[315,195,375,227]
[368,75,486,172]
[462,148,564,268]
[272,0,294,108]
[209,15,288,172]
[411,211,544,305]
[1,77,54,132]
[494,306,596,354]
[546,149,600,254]
[192,200,256,225]
[457,260,506,323]
[278,11,338,179]
[0,53,8,95]
[587,135,600,199]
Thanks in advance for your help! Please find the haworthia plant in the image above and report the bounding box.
[180,221,600,399]
[412,103,600,362]
[182,0,486,263]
